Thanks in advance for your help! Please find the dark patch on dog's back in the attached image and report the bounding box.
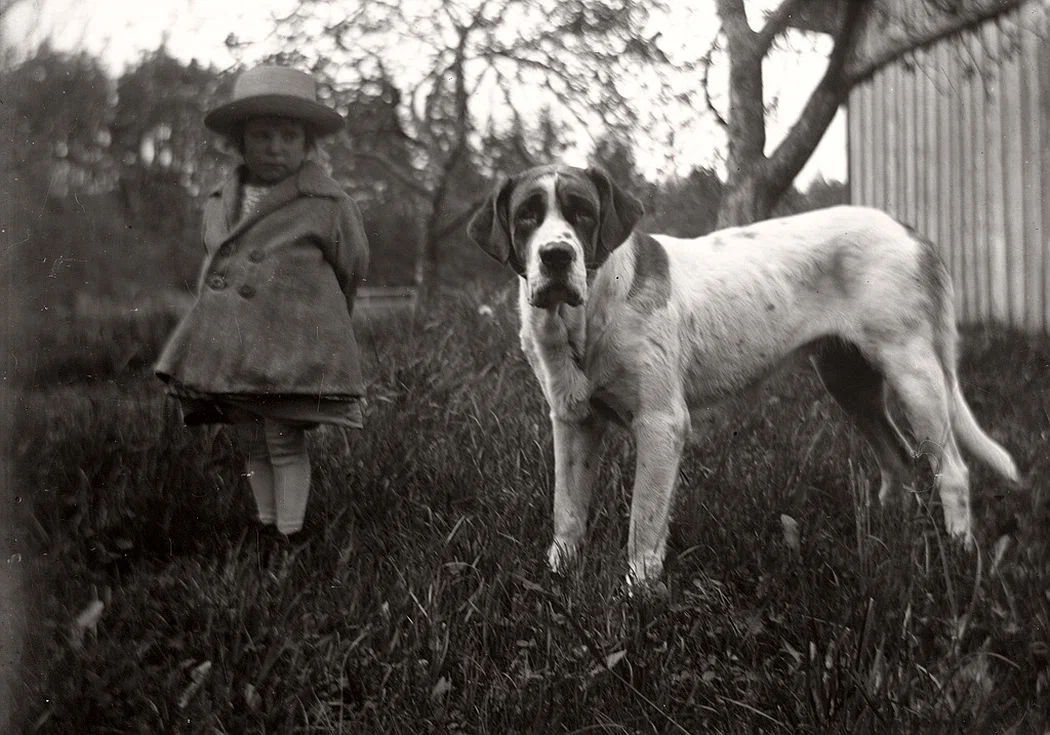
[902,223,949,303]
[803,244,855,298]
[627,232,671,312]
[829,248,853,294]
[901,221,952,364]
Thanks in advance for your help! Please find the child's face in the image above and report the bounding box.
[242,117,308,183]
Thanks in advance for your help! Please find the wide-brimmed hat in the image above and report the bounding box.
[204,65,344,137]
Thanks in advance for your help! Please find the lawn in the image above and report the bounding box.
[9,282,1050,733]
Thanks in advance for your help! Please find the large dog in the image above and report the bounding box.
[468,164,1020,585]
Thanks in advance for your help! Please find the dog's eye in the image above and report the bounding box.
[516,210,540,227]
[563,198,595,226]
[566,207,594,226]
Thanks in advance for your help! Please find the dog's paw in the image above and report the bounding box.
[625,552,665,589]
[943,512,975,551]
[942,500,970,530]
[621,576,669,601]
[547,538,580,574]
[956,528,976,552]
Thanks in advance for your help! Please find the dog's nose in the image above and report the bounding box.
[539,243,575,270]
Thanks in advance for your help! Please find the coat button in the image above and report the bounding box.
[207,275,226,290]
[248,250,264,263]
[238,284,256,299]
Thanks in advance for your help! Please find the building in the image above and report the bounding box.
[846,0,1050,332]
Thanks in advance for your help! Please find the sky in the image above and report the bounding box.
[3,0,847,186]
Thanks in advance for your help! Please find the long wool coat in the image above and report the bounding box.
[155,161,370,399]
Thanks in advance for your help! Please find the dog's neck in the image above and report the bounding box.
[557,304,586,369]
[525,299,587,370]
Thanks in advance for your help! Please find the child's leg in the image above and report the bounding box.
[234,421,276,525]
[263,419,311,535]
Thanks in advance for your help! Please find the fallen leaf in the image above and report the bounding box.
[431,676,452,699]
[75,600,104,632]
[70,599,105,648]
[605,650,627,670]
[243,682,261,711]
[780,514,800,552]
[177,660,212,709]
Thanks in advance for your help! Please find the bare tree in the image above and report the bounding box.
[712,0,1026,227]
[267,0,688,281]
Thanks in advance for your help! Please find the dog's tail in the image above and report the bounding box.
[946,375,1020,483]
[927,241,1020,484]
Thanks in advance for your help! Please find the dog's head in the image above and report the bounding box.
[468,165,643,309]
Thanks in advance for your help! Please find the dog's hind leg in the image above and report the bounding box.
[812,340,913,506]
[879,339,974,546]
[626,402,690,586]
[548,416,607,573]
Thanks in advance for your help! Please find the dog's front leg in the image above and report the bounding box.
[532,306,589,420]
[548,416,606,573]
[627,406,689,586]
[528,304,598,571]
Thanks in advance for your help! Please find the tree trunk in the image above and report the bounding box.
[716,174,778,229]
[421,204,443,286]
[716,0,769,228]
[419,23,473,289]
[714,0,865,228]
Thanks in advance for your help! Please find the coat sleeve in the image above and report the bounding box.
[329,194,371,318]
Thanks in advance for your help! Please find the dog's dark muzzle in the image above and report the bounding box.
[539,242,575,273]
[530,241,582,307]
[530,281,583,308]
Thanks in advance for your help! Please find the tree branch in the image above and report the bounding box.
[755,0,812,53]
[715,0,754,41]
[338,141,432,201]
[716,0,767,182]
[763,0,866,194]
[432,195,488,244]
[844,0,1026,84]
[700,33,728,129]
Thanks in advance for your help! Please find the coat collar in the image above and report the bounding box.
[208,160,344,198]
[206,161,344,245]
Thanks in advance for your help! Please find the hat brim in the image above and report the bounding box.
[204,95,344,137]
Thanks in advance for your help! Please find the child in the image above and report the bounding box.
[155,64,370,539]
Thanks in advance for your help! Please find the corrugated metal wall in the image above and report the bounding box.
[848,1,1049,332]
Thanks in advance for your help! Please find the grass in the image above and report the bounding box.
[9,280,1050,733]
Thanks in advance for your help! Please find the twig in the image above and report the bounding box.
[700,33,728,129]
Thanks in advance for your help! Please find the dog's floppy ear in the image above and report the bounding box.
[468,176,523,274]
[586,166,644,265]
